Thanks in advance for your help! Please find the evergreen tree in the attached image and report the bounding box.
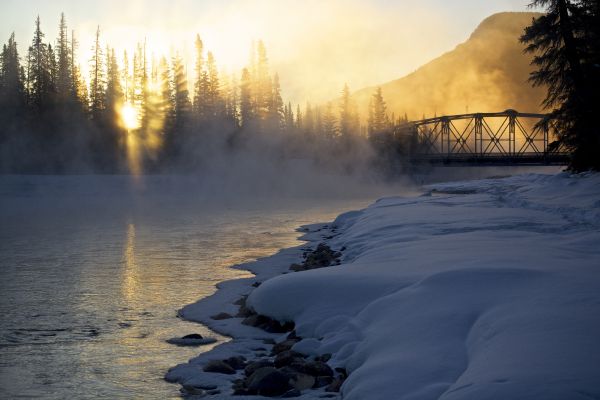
[171,53,191,131]
[521,0,600,170]
[283,101,294,132]
[205,51,221,118]
[339,83,359,137]
[222,71,239,126]
[70,30,87,110]
[89,26,105,120]
[105,47,123,117]
[193,34,206,118]
[0,32,27,171]
[255,40,272,121]
[368,87,389,135]
[269,73,284,129]
[0,33,26,110]
[304,102,315,136]
[27,17,54,113]
[296,104,302,130]
[321,101,337,139]
[55,13,72,101]
[240,67,254,128]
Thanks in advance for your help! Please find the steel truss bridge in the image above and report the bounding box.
[399,110,570,165]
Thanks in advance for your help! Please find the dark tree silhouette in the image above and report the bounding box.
[521,0,600,170]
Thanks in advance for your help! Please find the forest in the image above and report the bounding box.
[0,14,400,175]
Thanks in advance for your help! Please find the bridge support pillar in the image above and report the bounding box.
[508,113,516,157]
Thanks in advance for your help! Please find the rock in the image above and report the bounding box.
[305,361,334,377]
[313,375,334,388]
[203,360,236,375]
[334,367,348,378]
[236,305,254,318]
[272,339,299,355]
[326,376,344,392]
[166,336,217,346]
[288,360,308,374]
[291,373,315,391]
[247,367,292,397]
[244,360,274,377]
[315,353,332,363]
[233,387,250,396]
[210,312,233,320]
[274,350,305,368]
[263,338,276,345]
[242,314,269,327]
[181,333,203,339]
[262,319,295,333]
[289,263,306,272]
[282,388,302,398]
[224,356,247,370]
[252,281,262,287]
[181,384,206,396]
[233,296,247,306]
[286,330,301,340]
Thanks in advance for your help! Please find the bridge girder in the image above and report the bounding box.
[396,110,569,164]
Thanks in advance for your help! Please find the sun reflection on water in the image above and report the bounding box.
[123,223,138,301]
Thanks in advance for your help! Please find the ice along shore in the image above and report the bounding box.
[166,172,600,399]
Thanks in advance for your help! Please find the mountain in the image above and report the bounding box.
[353,12,546,121]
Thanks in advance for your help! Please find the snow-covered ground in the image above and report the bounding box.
[168,172,600,399]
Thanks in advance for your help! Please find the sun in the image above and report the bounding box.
[120,103,140,130]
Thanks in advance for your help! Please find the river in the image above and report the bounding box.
[0,175,376,399]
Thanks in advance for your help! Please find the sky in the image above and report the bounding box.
[0,0,537,104]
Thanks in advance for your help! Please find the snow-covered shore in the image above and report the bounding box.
[167,172,600,399]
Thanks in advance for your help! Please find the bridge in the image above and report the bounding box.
[394,110,570,165]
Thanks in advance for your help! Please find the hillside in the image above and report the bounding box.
[353,12,546,120]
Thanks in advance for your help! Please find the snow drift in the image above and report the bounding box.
[170,172,600,399]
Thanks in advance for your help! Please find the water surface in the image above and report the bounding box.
[0,175,374,399]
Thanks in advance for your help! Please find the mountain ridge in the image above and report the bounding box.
[352,12,546,121]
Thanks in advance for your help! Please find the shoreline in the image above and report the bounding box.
[166,221,344,398]
[166,172,600,399]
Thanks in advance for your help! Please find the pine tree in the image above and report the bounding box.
[304,102,315,136]
[55,13,72,101]
[222,71,239,126]
[283,102,294,132]
[321,101,337,139]
[205,51,221,118]
[339,84,359,137]
[171,53,191,131]
[89,25,105,120]
[193,34,206,118]
[255,40,271,121]
[27,16,54,112]
[521,0,600,170]
[70,30,87,109]
[105,47,123,118]
[296,104,302,130]
[269,73,284,130]
[240,67,254,128]
[0,33,26,110]
[368,87,389,135]
[159,56,174,128]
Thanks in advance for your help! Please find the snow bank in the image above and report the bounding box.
[246,173,600,399]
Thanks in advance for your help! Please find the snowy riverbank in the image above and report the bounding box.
[167,172,600,399]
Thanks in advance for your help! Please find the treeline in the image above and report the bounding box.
[0,13,403,175]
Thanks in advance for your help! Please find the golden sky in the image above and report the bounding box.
[1,0,535,104]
